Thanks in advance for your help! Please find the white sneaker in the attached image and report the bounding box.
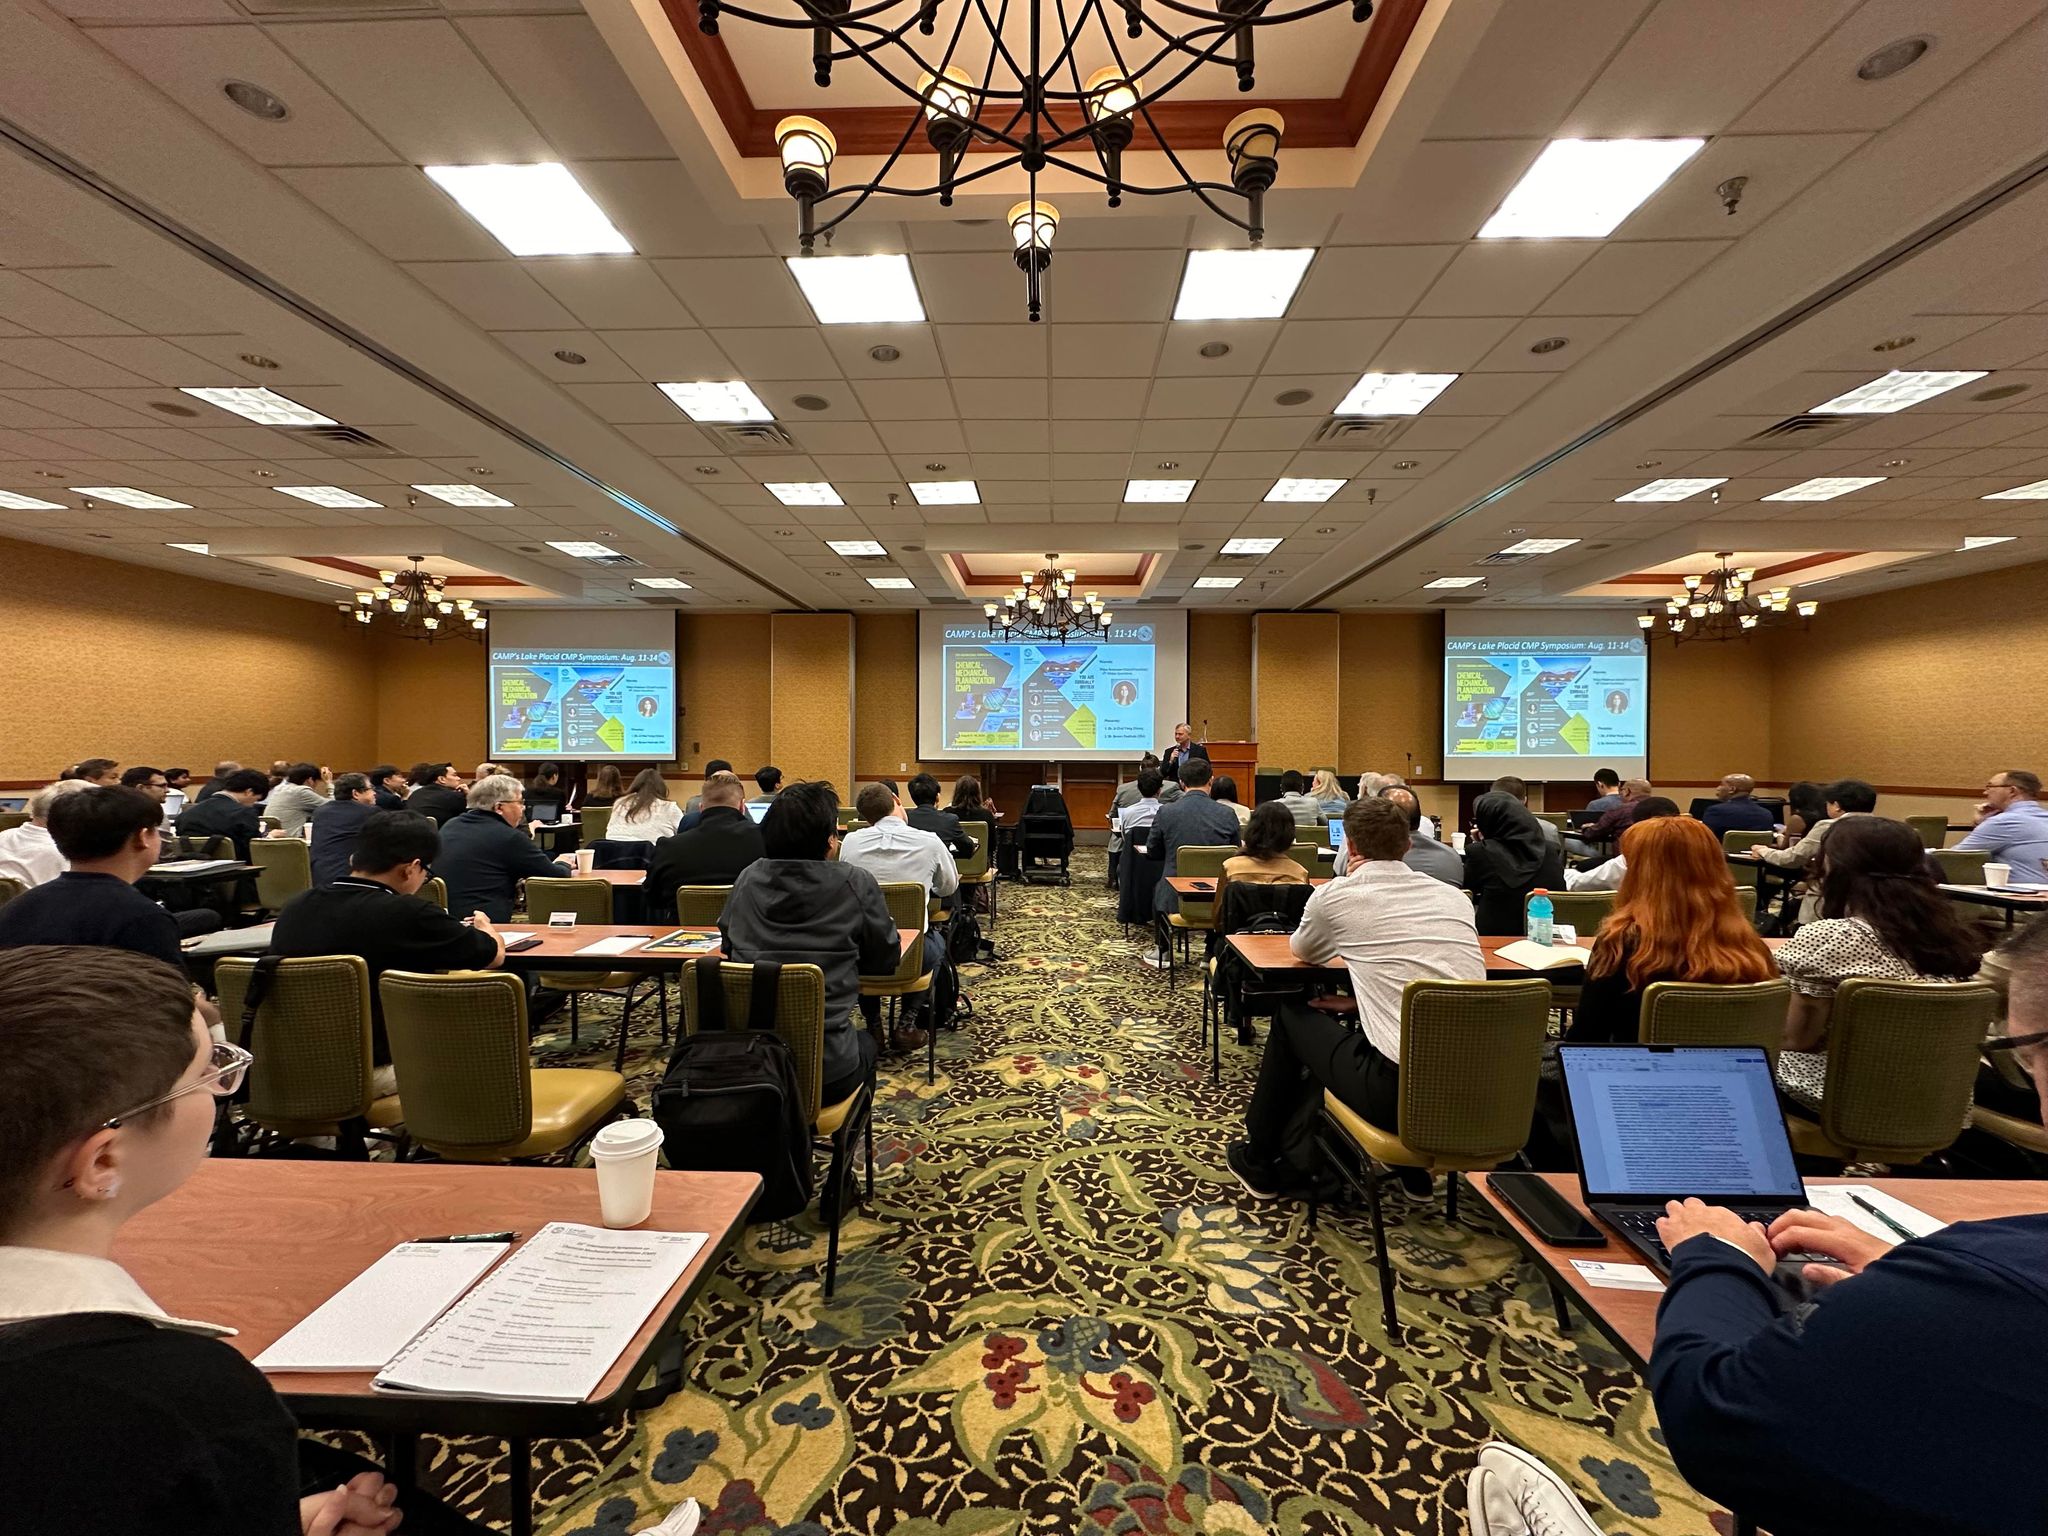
[1466,1443,1604,1536]
[1138,949,1168,970]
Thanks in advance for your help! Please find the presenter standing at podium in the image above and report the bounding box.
[1161,723,1209,782]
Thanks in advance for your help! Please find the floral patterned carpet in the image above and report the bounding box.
[412,851,1725,1535]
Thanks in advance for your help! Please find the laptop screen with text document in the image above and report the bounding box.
[1561,1045,1804,1203]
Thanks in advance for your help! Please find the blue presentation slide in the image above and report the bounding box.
[941,623,1157,752]
[1445,636,1646,762]
[491,647,675,757]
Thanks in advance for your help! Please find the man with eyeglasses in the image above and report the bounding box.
[433,774,572,924]
[1955,769,2048,887]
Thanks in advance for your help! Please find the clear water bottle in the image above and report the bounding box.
[1527,888,1555,947]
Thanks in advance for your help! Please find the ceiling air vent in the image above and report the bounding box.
[1743,414,1859,446]
[1312,417,1407,448]
[295,425,404,458]
[585,552,645,569]
[1474,550,1540,566]
[708,422,800,453]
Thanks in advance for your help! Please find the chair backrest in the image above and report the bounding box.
[1639,979,1792,1063]
[250,837,311,909]
[1931,848,1988,886]
[171,832,231,860]
[379,970,532,1149]
[1722,828,1775,855]
[1733,882,1758,925]
[580,805,611,841]
[1116,841,1165,925]
[590,838,653,871]
[421,875,448,910]
[1175,845,1233,913]
[257,814,282,835]
[0,811,28,833]
[1219,880,1312,935]
[837,806,862,830]
[216,955,374,1128]
[1286,843,1322,874]
[1396,979,1551,1161]
[0,875,23,910]
[1529,888,1614,937]
[1531,811,1567,832]
[868,881,926,983]
[675,884,733,927]
[1819,978,1996,1162]
[1905,814,1947,850]
[524,875,614,924]
[955,831,990,882]
[681,960,829,1119]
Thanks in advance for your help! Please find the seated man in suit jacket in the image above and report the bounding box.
[434,774,570,923]
[903,772,977,859]
[648,770,766,918]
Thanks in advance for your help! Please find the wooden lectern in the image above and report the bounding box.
[1203,740,1259,789]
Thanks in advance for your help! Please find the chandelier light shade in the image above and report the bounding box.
[725,0,1370,318]
[988,554,1111,642]
[339,556,486,643]
[1641,553,1815,643]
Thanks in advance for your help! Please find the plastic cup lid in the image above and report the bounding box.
[592,1118,663,1156]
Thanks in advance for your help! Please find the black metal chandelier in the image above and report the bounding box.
[985,554,1112,640]
[716,0,1375,319]
[338,556,487,643]
[1640,552,1817,644]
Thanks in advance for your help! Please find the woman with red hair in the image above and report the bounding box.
[1569,815,1777,1043]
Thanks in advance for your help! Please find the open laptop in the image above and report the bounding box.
[1559,1043,1807,1275]
[1326,820,1347,850]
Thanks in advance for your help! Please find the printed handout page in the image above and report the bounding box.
[576,934,650,956]
[374,1223,707,1401]
[255,1240,510,1372]
[1808,1184,1946,1244]
[1570,1052,1802,1199]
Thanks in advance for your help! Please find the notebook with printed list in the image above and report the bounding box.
[372,1223,707,1401]
[641,930,722,954]
[253,1240,510,1372]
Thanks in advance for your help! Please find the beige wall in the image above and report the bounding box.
[852,612,955,781]
[769,612,853,789]
[1338,612,1442,779]
[1189,613,1254,742]
[1253,612,1340,770]
[1647,635,1774,789]
[676,613,771,774]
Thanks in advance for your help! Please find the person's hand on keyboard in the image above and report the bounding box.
[1655,1197,1774,1272]
[1766,1210,1893,1288]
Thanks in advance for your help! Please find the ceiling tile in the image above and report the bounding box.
[711,328,841,380]
[874,420,968,455]
[1159,320,1282,375]
[935,324,1047,376]
[1429,372,1550,414]
[964,419,1049,451]
[653,259,810,327]
[0,340,153,390]
[851,378,958,421]
[404,262,580,330]
[823,325,945,378]
[1413,243,1595,317]
[0,272,136,336]
[1291,245,1459,320]
[278,167,505,262]
[1144,376,1253,418]
[491,330,640,382]
[1617,132,1867,240]
[571,163,773,258]
[1371,316,1520,371]
[597,328,736,381]
[1050,324,1164,378]
[914,254,1025,324]
[1330,141,1545,245]
[1472,315,1631,371]
[1261,318,1398,376]
[950,378,1045,418]
[527,259,696,330]
[1236,374,1359,417]
[456,15,671,158]
[1040,251,1183,323]
[563,381,681,424]
[1538,241,1728,315]
[1428,0,1653,137]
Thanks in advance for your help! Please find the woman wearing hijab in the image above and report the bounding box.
[1463,790,1565,934]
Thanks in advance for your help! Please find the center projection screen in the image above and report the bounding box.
[917,610,1190,762]
[487,609,678,761]
[1442,611,1649,783]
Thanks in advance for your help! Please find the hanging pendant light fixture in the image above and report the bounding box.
[985,553,1111,642]
[1640,552,1816,643]
[339,555,487,643]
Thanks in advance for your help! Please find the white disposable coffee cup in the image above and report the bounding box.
[1985,863,2013,888]
[1452,832,1468,854]
[574,847,596,874]
[591,1119,664,1228]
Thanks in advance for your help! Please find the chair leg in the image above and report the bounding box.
[1365,1162,1398,1337]
[822,1135,850,1298]
[569,991,580,1044]
[612,979,641,1073]
[864,1085,876,1200]
[1546,1274,1574,1332]
[927,1008,937,1085]
[657,976,670,1043]
[1445,1172,1460,1223]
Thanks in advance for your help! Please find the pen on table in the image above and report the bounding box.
[1849,1194,1916,1243]
[412,1231,517,1244]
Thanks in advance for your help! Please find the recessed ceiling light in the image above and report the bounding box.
[149,401,200,417]
[635,576,693,589]
[1198,341,1233,360]
[1265,477,1345,503]
[1616,476,1727,502]
[423,164,632,256]
[547,540,622,559]
[0,490,66,510]
[792,394,831,412]
[1634,460,1662,469]
[786,254,925,324]
[1959,535,2016,549]
[1983,479,2048,500]
[1496,537,1579,556]
[1857,35,1931,81]
[1391,460,1419,471]
[165,542,210,554]
[411,483,513,507]
[553,349,588,365]
[1479,138,1704,239]
[222,79,288,121]
[764,481,844,506]
[276,485,383,509]
[1312,526,1337,535]
[1761,476,1886,502]
[868,344,901,363]
[1172,248,1316,320]
[1528,336,1569,354]
[179,386,335,426]
[1881,458,1913,468]
[1871,335,1917,352]
[1273,388,1315,407]
[1424,575,1485,588]
[1193,575,1243,589]
[1124,479,1196,503]
[1973,383,2031,402]
[866,575,916,589]
[1810,370,1988,414]
[1335,372,1457,416]
[827,538,887,556]
[1221,536,1282,555]
[908,480,979,505]
[69,486,191,510]
[657,380,773,423]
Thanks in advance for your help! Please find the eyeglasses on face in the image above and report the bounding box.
[103,1041,253,1129]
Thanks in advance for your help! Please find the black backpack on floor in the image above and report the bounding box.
[652,958,812,1222]
[926,926,972,1032]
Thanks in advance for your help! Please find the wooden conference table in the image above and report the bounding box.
[1941,883,2048,928]
[495,924,924,973]
[1166,876,1329,897]
[1224,932,1787,977]
[114,1160,761,1536]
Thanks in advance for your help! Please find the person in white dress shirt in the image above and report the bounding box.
[0,779,93,889]
[604,768,684,844]
[839,782,958,1047]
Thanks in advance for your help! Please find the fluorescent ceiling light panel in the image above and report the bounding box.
[764,481,844,507]
[1221,536,1282,555]
[411,483,514,508]
[1265,477,1346,503]
[1424,575,1485,588]
[826,538,887,556]
[1497,537,1580,556]
[1193,575,1243,589]
[423,164,632,256]
[657,381,773,423]
[0,490,66,510]
[70,486,191,510]
[276,485,383,509]
[1124,479,1196,503]
[165,542,210,554]
[1960,536,2015,549]
[179,386,336,427]
[1982,479,2048,501]
[1616,476,1726,502]
[1335,372,1457,417]
[1172,248,1316,321]
[635,577,693,589]
[909,480,979,505]
[1810,370,1989,415]
[866,576,916,589]
[1478,137,1705,239]
[786,254,925,324]
[1761,476,1886,502]
[546,540,621,559]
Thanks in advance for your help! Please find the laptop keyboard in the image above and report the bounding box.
[1606,1206,1798,1272]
